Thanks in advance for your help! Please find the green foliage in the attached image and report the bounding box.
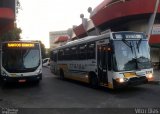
[16,0,21,14]
[0,27,22,42]
[45,48,50,58]
[37,41,46,59]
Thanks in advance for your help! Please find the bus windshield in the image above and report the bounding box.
[2,44,40,73]
[113,40,152,71]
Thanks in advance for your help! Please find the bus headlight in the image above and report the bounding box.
[116,78,128,83]
[146,70,153,79]
[119,78,124,83]
[116,78,124,83]
[146,73,153,79]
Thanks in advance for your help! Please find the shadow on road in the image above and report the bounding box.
[54,77,150,95]
[0,80,40,90]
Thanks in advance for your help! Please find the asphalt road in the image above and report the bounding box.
[0,67,160,109]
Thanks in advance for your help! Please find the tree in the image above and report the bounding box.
[45,48,50,58]
[16,0,21,14]
[38,41,46,59]
[0,26,22,42]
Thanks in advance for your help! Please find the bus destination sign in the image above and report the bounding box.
[125,34,143,39]
[7,43,35,48]
[114,33,144,39]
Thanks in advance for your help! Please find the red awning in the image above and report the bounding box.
[54,36,69,43]
[0,8,15,34]
[149,35,160,44]
[91,0,119,16]
[0,8,15,19]
[73,24,87,37]
[91,0,159,27]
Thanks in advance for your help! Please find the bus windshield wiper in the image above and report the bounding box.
[122,38,133,53]
[136,38,142,53]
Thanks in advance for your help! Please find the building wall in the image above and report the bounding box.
[0,0,15,12]
[127,20,149,33]
[127,19,160,34]
[0,0,15,34]
[151,48,160,63]
[49,30,68,49]
[150,48,160,69]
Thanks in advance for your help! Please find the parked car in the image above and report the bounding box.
[42,58,50,67]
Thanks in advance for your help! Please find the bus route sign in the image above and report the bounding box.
[7,43,35,48]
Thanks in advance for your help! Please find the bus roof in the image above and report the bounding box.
[53,32,111,50]
[52,31,145,51]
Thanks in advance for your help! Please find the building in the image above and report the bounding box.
[0,0,15,35]
[49,30,69,49]
[66,0,160,68]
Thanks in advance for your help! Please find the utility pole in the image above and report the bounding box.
[147,0,160,40]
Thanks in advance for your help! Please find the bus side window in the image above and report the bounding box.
[50,51,54,61]
[79,44,87,60]
[53,52,57,62]
[71,46,77,60]
[58,50,64,60]
[77,45,80,60]
[64,48,70,60]
[68,48,72,60]
[87,42,95,59]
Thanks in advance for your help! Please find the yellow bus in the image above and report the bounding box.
[50,31,153,89]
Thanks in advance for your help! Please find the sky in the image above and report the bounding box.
[16,0,103,48]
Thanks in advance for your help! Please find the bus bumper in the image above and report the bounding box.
[113,76,148,89]
[1,74,42,83]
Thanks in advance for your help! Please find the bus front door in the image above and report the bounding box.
[97,45,108,85]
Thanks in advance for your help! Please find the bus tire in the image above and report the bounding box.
[89,72,99,89]
[60,69,64,80]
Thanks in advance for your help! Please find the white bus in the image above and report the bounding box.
[0,41,42,84]
[50,31,153,89]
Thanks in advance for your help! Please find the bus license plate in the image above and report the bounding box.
[124,72,136,78]
[18,80,26,83]
[11,74,16,77]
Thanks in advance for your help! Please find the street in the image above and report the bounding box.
[0,67,160,108]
